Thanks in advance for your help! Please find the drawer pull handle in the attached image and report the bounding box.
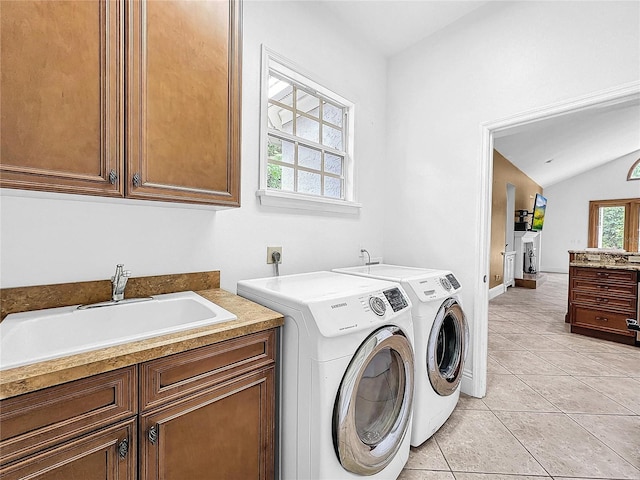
[118,438,129,459]
[148,424,158,445]
[596,298,609,303]
[597,286,609,290]
[596,272,609,277]
[596,316,608,322]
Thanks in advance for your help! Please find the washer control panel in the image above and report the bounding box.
[310,285,412,337]
[383,287,410,312]
[368,296,387,316]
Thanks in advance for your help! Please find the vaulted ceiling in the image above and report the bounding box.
[316,0,640,188]
[494,98,640,188]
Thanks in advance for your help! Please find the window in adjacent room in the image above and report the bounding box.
[588,198,640,252]
[628,158,640,180]
[257,47,359,213]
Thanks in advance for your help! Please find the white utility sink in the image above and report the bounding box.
[0,291,237,371]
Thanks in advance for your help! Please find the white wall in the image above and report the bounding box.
[384,1,639,389]
[386,0,639,310]
[0,1,388,291]
[541,150,640,273]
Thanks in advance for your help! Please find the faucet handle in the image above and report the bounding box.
[122,270,132,278]
[112,264,124,282]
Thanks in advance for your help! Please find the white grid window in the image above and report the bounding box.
[258,48,359,213]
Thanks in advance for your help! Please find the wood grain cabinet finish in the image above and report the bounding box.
[0,0,124,197]
[0,329,276,479]
[568,266,638,345]
[0,367,136,479]
[0,366,137,466]
[126,0,241,206]
[0,420,136,480]
[1,0,241,207]
[140,369,275,480]
[139,330,276,480]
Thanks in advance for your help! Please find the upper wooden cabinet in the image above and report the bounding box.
[0,0,241,207]
[0,0,124,197]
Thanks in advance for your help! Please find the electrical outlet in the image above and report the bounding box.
[494,274,501,281]
[267,246,282,264]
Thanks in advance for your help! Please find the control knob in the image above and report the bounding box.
[369,296,387,316]
[440,277,452,291]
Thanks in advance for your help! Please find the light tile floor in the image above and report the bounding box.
[399,273,640,480]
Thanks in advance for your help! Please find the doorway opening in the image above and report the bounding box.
[469,81,640,398]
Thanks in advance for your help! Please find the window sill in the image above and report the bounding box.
[256,189,361,214]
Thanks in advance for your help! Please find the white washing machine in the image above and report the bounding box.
[237,271,415,480]
[333,264,468,447]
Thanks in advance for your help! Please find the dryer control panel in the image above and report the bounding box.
[407,272,462,303]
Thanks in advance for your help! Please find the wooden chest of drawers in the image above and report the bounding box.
[568,266,638,345]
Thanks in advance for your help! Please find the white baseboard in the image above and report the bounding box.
[488,284,505,300]
[460,368,484,398]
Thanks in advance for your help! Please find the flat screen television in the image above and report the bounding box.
[531,193,547,231]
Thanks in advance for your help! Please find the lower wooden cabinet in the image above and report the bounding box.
[140,369,275,479]
[567,266,637,345]
[0,420,136,480]
[0,329,277,479]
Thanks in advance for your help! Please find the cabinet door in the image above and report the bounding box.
[0,0,124,197]
[126,0,241,206]
[0,419,135,480]
[140,368,274,480]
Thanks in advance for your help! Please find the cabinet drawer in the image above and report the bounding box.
[140,329,276,411]
[572,278,637,297]
[571,291,636,311]
[571,267,637,284]
[572,306,636,336]
[0,366,136,466]
[0,418,136,480]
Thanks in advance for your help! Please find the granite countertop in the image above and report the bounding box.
[569,262,640,271]
[0,273,284,400]
[569,250,640,272]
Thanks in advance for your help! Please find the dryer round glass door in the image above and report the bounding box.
[333,326,414,476]
[427,298,469,396]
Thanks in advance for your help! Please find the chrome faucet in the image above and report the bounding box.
[111,264,131,302]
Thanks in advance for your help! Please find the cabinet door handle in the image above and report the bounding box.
[133,172,142,187]
[148,424,158,445]
[109,169,118,185]
[118,437,129,459]
[595,316,608,322]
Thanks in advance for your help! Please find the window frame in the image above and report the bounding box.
[257,46,360,214]
[588,198,640,252]
[627,158,640,181]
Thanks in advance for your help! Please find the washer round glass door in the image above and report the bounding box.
[333,326,414,475]
[427,298,469,396]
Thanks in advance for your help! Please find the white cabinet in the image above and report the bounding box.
[503,251,516,288]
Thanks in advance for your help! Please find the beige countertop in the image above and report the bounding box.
[0,273,284,400]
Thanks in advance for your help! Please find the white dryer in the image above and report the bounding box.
[333,264,468,447]
[237,271,415,480]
